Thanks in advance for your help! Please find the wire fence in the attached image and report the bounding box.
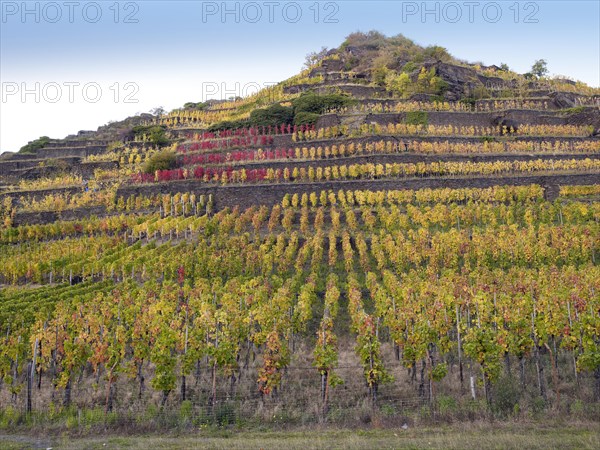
[2,388,437,430]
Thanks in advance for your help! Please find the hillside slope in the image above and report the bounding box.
[0,32,599,429]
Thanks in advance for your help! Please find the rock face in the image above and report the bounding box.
[316,114,341,129]
[564,108,600,135]
[550,92,581,109]
[431,62,518,101]
[428,62,482,101]
[310,58,345,76]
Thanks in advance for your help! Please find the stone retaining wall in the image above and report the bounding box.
[41,146,106,159]
[12,205,107,226]
[117,173,599,211]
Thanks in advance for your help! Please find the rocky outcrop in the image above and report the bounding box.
[550,92,581,109]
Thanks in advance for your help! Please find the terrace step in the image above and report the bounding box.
[117,172,600,213]
[37,146,107,158]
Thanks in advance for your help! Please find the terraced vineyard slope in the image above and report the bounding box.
[0,32,599,428]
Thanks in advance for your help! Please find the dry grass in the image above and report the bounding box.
[2,422,599,450]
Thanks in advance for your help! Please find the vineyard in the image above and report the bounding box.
[0,31,599,430]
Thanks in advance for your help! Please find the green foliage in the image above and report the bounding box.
[405,111,429,126]
[210,103,296,132]
[431,362,448,382]
[143,150,177,174]
[292,92,354,115]
[577,337,600,372]
[132,125,168,147]
[463,327,503,383]
[423,45,453,62]
[531,59,549,78]
[19,136,50,154]
[214,402,236,426]
[179,400,193,423]
[385,72,411,97]
[341,30,387,51]
[401,62,418,73]
[530,396,547,416]
[418,67,448,94]
[385,67,447,98]
[436,394,457,415]
[492,375,520,418]
[207,119,248,132]
[249,104,294,127]
[183,102,208,110]
[294,111,320,126]
[561,106,586,115]
[460,96,476,106]
[372,65,390,86]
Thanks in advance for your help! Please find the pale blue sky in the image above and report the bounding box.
[1,1,599,152]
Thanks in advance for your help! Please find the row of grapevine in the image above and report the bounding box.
[292,123,594,141]
[176,140,600,168]
[1,192,598,414]
[134,157,600,185]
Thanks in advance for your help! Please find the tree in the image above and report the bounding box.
[385,72,411,97]
[19,136,51,154]
[304,46,329,69]
[143,150,177,174]
[372,65,390,86]
[151,106,165,117]
[292,92,354,115]
[423,45,452,62]
[148,127,169,147]
[531,59,548,78]
[249,104,294,127]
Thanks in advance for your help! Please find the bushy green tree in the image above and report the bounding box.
[294,111,320,126]
[531,59,549,78]
[19,136,50,154]
[385,72,411,97]
[292,92,353,115]
[249,104,294,127]
[143,150,177,174]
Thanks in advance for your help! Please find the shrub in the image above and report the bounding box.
[562,106,586,115]
[372,65,390,86]
[292,92,354,115]
[214,402,236,426]
[437,394,457,416]
[183,101,208,110]
[207,119,249,132]
[249,104,294,127]
[179,400,194,426]
[423,45,453,62]
[531,59,549,78]
[460,97,477,109]
[401,61,418,73]
[294,111,320,126]
[143,150,177,174]
[405,111,428,126]
[132,125,168,147]
[491,375,520,418]
[385,72,411,97]
[19,136,50,154]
